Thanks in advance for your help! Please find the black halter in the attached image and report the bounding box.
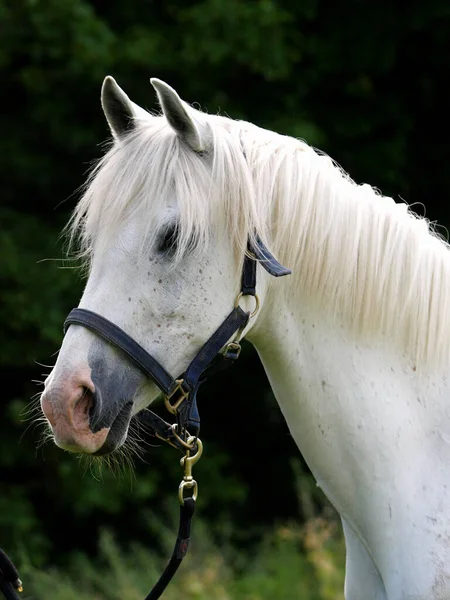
[0,237,290,600]
[64,237,291,452]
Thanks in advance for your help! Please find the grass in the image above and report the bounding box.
[21,515,345,600]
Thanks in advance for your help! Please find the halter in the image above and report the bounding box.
[64,237,291,453]
[0,238,290,600]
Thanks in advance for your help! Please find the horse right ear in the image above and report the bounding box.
[101,76,149,140]
[150,78,210,152]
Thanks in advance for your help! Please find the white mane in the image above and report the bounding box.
[69,109,450,368]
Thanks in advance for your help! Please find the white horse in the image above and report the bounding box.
[41,76,450,599]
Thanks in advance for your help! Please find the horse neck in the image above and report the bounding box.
[249,277,447,516]
[247,273,450,453]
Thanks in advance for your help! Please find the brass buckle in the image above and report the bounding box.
[164,379,189,415]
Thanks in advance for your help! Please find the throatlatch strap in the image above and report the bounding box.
[144,497,195,600]
[64,309,175,396]
[137,306,249,442]
[182,306,249,389]
[241,254,257,295]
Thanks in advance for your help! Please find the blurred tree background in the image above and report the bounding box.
[1,0,449,593]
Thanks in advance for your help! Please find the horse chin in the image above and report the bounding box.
[92,401,133,456]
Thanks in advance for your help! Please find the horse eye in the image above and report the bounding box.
[158,224,179,254]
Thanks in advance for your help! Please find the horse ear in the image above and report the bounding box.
[101,76,149,139]
[150,78,209,152]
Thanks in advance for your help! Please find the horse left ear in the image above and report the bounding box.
[101,76,149,140]
[150,78,210,152]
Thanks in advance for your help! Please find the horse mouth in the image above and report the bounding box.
[92,401,133,456]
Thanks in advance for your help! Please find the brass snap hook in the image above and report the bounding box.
[178,437,203,504]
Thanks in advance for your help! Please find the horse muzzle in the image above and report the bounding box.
[40,365,136,454]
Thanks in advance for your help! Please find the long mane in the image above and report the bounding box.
[69,109,450,368]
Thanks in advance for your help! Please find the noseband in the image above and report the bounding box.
[0,238,290,600]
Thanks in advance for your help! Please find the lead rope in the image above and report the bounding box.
[145,437,202,600]
[144,294,251,598]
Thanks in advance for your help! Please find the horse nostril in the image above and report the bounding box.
[73,387,95,428]
[84,387,104,432]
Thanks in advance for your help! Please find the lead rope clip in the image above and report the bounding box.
[178,437,203,504]
[144,438,203,600]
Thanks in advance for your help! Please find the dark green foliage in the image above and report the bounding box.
[0,0,448,569]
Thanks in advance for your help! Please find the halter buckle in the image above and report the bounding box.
[164,379,190,415]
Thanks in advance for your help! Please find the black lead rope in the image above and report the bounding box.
[144,497,195,600]
[0,237,291,600]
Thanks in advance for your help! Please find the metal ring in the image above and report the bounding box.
[235,292,260,318]
[169,425,197,450]
[178,479,198,504]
